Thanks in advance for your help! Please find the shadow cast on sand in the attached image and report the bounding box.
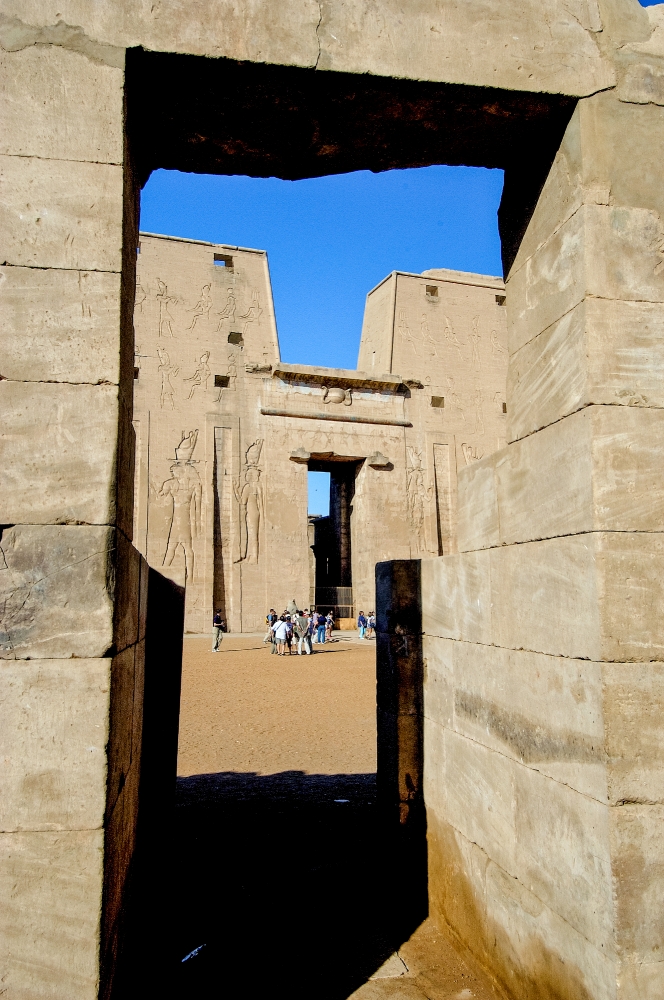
[171,770,427,997]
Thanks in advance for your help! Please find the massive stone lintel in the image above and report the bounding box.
[273,362,405,393]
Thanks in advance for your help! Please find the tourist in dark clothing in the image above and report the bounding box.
[212,610,224,651]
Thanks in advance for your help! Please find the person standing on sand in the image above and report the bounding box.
[264,609,277,643]
[212,609,224,651]
[357,611,367,639]
[284,615,294,655]
[272,616,289,656]
[295,610,311,655]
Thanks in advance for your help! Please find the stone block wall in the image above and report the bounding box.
[2,1,661,996]
[0,33,134,998]
[417,85,664,1000]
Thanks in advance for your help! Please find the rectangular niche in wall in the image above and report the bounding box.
[214,253,233,268]
[228,332,244,346]
[431,396,445,408]
[214,375,230,388]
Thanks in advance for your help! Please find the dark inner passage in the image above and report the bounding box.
[310,459,362,619]
[172,771,426,998]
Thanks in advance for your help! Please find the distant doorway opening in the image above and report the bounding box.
[307,458,363,624]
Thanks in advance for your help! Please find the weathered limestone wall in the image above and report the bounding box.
[0,33,150,1000]
[0,0,617,96]
[359,269,508,552]
[133,238,508,631]
[420,48,664,1000]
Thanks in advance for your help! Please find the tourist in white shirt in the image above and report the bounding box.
[271,616,290,656]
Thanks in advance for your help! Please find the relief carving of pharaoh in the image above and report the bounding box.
[156,430,202,582]
[234,439,264,565]
[406,446,433,548]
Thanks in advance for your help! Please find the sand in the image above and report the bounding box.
[177,632,377,777]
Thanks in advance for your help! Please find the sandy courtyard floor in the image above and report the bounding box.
[172,631,502,999]
[177,632,377,777]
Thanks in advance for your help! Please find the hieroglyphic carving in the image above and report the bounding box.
[215,353,238,402]
[156,279,177,337]
[433,443,452,556]
[398,309,416,353]
[420,313,438,357]
[175,430,199,461]
[183,351,211,400]
[188,283,212,331]
[461,442,483,465]
[444,316,463,360]
[493,390,506,413]
[239,290,263,335]
[213,426,232,618]
[473,386,485,434]
[407,446,433,549]
[234,439,264,564]
[157,430,202,581]
[157,347,179,409]
[470,315,481,371]
[227,353,238,389]
[446,376,465,422]
[134,342,152,375]
[322,386,352,405]
[134,283,146,312]
[491,329,506,358]
[216,288,237,331]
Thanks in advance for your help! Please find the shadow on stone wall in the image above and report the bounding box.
[102,567,184,999]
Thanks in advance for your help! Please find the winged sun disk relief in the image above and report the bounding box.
[322,386,352,405]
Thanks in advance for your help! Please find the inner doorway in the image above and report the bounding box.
[124,43,572,1000]
[309,458,363,624]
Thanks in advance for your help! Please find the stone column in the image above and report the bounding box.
[421,83,664,999]
[0,32,146,999]
[331,469,353,588]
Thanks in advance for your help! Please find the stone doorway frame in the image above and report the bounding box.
[4,7,664,997]
[114,58,570,992]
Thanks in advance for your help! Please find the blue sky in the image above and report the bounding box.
[140,165,504,370]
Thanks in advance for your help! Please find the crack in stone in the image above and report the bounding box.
[314,1,323,70]
[0,14,124,68]
[2,152,123,167]
[0,378,117,387]
[421,631,664,665]
[0,536,114,656]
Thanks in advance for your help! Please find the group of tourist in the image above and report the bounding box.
[211,604,377,652]
[356,611,376,639]
[263,607,333,655]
